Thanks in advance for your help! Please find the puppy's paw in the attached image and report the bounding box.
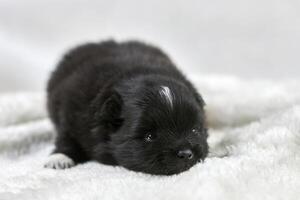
[44,153,75,169]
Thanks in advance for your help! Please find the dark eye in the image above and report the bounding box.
[144,132,156,142]
[192,128,200,135]
[192,128,208,136]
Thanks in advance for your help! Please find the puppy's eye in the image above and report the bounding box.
[144,133,156,142]
[192,128,208,136]
[192,128,200,135]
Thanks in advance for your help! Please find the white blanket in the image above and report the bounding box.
[1,75,300,200]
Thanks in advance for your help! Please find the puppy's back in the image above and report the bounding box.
[47,40,117,92]
[47,40,172,91]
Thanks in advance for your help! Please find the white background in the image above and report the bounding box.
[0,0,299,92]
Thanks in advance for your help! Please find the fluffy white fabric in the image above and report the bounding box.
[0,75,300,200]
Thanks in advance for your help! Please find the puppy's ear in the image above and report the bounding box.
[92,90,123,131]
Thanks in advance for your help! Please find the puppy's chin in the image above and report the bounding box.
[127,157,200,175]
[146,163,196,175]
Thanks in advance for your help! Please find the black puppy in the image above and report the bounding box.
[45,40,208,175]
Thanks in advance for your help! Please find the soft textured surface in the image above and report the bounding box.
[1,75,300,200]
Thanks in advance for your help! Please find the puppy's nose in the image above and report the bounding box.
[177,149,193,160]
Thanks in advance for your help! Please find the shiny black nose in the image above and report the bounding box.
[177,149,194,160]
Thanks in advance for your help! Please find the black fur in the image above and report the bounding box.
[47,40,208,175]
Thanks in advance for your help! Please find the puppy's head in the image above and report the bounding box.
[98,77,208,175]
